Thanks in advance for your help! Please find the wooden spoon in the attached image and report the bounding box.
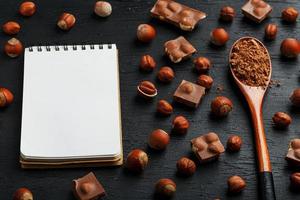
[229,37,276,200]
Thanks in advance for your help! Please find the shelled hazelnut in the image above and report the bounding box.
[155,178,176,197]
[194,57,212,74]
[125,149,148,173]
[210,28,229,46]
[176,157,196,176]
[227,176,246,193]
[197,74,213,89]
[172,115,189,135]
[290,88,300,107]
[211,96,233,117]
[264,24,278,40]
[219,6,235,22]
[148,129,170,150]
[157,66,175,83]
[140,55,156,71]
[272,112,292,129]
[0,87,14,107]
[136,24,156,43]
[290,172,300,189]
[19,1,36,17]
[13,187,33,200]
[137,80,157,99]
[94,1,112,17]
[4,38,23,58]
[2,21,21,35]
[157,100,173,116]
[282,7,299,23]
[280,38,300,58]
[227,135,242,152]
[57,13,76,30]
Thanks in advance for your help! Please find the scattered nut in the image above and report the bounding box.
[227,175,246,193]
[280,38,300,58]
[57,13,76,30]
[210,28,229,46]
[2,21,21,35]
[176,157,196,176]
[155,178,176,197]
[125,149,148,173]
[211,96,233,117]
[172,115,189,135]
[290,172,300,189]
[272,112,292,129]
[227,135,242,152]
[194,57,212,74]
[4,38,23,58]
[19,1,36,17]
[290,88,300,107]
[220,6,235,22]
[0,87,14,107]
[282,7,299,23]
[157,66,175,83]
[264,24,278,40]
[13,187,33,200]
[148,129,170,150]
[157,100,173,116]
[137,81,157,98]
[197,74,213,89]
[136,24,156,42]
[140,55,156,71]
[94,1,112,17]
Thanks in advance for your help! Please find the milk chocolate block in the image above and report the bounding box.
[73,172,106,200]
[286,139,300,167]
[150,0,206,31]
[173,80,205,108]
[242,0,272,23]
[191,132,225,163]
[165,36,196,63]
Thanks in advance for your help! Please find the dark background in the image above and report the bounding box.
[0,0,299,199]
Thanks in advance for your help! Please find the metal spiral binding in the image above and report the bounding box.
[27,44,113,52]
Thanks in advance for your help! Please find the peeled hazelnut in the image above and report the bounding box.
[125,149,148,173]
[280,38,300,58]
[19,1,36,17]
[172,115,189,135]
[227,175,246,193]
[227,135,242,152]
[157,100,173,116]
[210,28,229,46]
[140,55,156,71]
[157,66,175,83]
[290,88,300,107]
[2,21,21,35]
[4,38,23,58]
[290,172,300,189]
[155,178,176,197]
[194,57,212,73]
[220,6,235,22]
[176,157,196,176]
[211,96,233,117]
[272,112,292,129]
[0,87,14,107]
[137,80,157,98]
[264,24,278,40]
[13,188,33,200]
[148,129,170,150]
[94,1,112,17]
[57,13,76,30]
[197,74,213,89]
[137,24,156,43]
[282,7,299,23]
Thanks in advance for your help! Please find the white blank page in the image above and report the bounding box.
[21,44,122,160]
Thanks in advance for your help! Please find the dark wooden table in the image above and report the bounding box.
[0,0,299,199]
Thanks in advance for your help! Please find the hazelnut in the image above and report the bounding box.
[264,24,278,40]
[210,28,229,46]
[94,1,112,17]
[280,38,300,58]
[155,178,176,197]
[197,74,213,89]
[0,87,14,107]
[180,82,194,94]
[220,6,235,22]
[172,115,189,135]
[2,21,21,35]
[4,38,23,58]
[57,13,76,31]
[290,172,300,189]
[136,24,156,43]
[13,188,33,200]
[272,112,292,129]
[140,55,156,71]
[125,149,148,173]
[227,175,246,193]
[176,157,196,176]
[282,7,299,23]
[157,66,175,83]
[80,182,95,194]
[137,80,157,98]
[148,129,170,150]
[211,96,233,117]
[157,100,173,116]
[194,57,212,74]
[227,135,242,152]
[19,1,36,17]
[290,88,300,107]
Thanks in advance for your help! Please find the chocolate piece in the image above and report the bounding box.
[173,80,205,108]
[286,139,300,167]
[73,172,106,200]
[165,36,196,63]
[242,0,272,23]
[150,0,206,31]
[191,132,225,163]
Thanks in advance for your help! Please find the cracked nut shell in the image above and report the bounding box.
[137,81,157,98]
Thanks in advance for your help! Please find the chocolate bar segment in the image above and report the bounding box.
[165,36,196,63]
[286,139,300,167]
[151,0,206,31]
[242,0,272,23]
[191,132,225,163]
[73,172,106,200]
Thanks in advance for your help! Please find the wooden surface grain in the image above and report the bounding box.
[0,0,299,199]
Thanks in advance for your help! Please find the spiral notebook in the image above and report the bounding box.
[20,44,123,169]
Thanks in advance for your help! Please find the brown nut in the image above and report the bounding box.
[157,66,175,83]
[264,24,278,40]
[137,81,157,98]
[94,1,112,17]
[155,178,176,197]
[194,57,212,74]
[0,87,14,107]
[210,28,229,46]
[211,96,233,117]
[280,38,300,58]
[136,24,156,43]
[197,74,213,89]
[157,100,173,116]
[19,1,36,17]
[282,7,299,23]
[172,115,189,135]
[125,149,148,173]
[148,129,170,150]
[80,182,96,194]
[13,188,33,200]
[220,6,235,22]
[227,175,246,193]
[2,21,21,35]
[227,135,242,152]
[4,38,23,58]
[290,172,300,189]
[140,55,156,71]
[290,88,300,107]
[57,13,76,30]
[176,157,196,176]
[272,112,292,129]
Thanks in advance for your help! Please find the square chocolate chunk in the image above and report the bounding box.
[286,139,300,167]
[242,0,272,23]
[173,80,205,108]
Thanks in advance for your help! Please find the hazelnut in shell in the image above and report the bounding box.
[140,55,156,71]
[157,100,173,116]
[148,129,170,150]
[4,38,23,58]
[172,115,189,135]
[137,81,157,99]
[13,187,33,200]
[211,96,233,117]
[157,66,175,83]
[57,13,76,31]
[19,1,36,17]
[94,1,112,17]
[176,157,196,176]
[197,74,213,89]
[282,7,299,23]
[0,87,14,107]
[194,57,212,74]
[210,28,229,46]
[220,6,235,22]
[227,175,246,193]
[136,24,156,43]
[125,149,148,173]
[272,112,292,129]
[227,135,242,152]
[280,38,300,58]
[290,88,300,107]
[2,21,21,35]
[155,178,176,197]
